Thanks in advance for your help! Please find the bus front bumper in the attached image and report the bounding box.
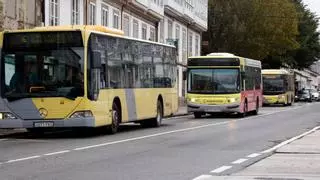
[0,117,95,129]
[263,96,286,104]
[187,102,241,113]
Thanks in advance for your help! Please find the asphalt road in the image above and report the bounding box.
[0,102,319,180]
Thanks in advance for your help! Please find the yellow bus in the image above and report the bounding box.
[262,69,295,106]
[0,25,178,134]
[187,53,262,118]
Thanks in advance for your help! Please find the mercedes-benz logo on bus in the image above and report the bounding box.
[39,108,48,118]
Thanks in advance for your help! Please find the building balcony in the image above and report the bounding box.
[130,0,164,19]
[163,0,184,18]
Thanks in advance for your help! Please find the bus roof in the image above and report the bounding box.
[262,69,291,75]
[3,25,125,36]
[189,53,261,68]
[2,25,175,48]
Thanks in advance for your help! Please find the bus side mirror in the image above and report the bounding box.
[92,51,102,68]
[183,71,187,81]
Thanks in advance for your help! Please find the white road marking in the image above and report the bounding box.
[231,158,248,164]
[210,166,232,173]
[261,126,320,154]
[44,150,70,156]
[0,139,8,141]
[0,104,306,165]
[247,153,261,158]
[75,106,303,151]
[7,156,41,163]
[192,174,213,180]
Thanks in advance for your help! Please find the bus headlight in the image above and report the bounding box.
[190,98,196,102]
[229,98,236,103]
[278,95,285,99]
[70,111,93,118]
[0,112,17,119]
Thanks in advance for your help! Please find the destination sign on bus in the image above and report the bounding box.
[3,31,83,50]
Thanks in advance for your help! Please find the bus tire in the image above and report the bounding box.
[253,98,259,115]
[107,102,120,134]
[288,96,293,106]
[194,112,202,119]
[150,100,163,127]
[239,100,248,118]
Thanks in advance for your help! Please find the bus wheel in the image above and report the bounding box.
[239,101,248,118]
[107,102,120,134]
[288,96,293,106]
[151,100,163,127]
[253,98,259,115]
[194,112,202,118]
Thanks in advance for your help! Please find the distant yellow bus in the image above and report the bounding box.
[0,25,178,134]
[262,69,295,106]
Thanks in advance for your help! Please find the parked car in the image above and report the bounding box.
[296,89,312,102]
[310,89,320,101]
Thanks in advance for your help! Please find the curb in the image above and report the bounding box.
[260,126,320,154]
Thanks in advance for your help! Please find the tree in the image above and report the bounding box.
[282,0,320,69]
[206,0,299,61]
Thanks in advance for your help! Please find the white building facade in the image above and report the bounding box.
[44,0,208,101]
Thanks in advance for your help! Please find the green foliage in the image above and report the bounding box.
[285,0,320,69]
[207,0,299,61]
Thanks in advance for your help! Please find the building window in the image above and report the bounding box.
[195,35,200,56]
[167,20,173,39]
[182,28,187,61]
[101,5,109,27]
[159,19,164,43]
[142,24,147,40]
[113,10,120,29]
[188,32,193,56]
[185,0,193,10]
[123,15,130,36]
[175,24,180,50]
[89,2,96,25]
[49,0,59,26]
[150,27,155,41]
[71,0,80,25]
[175,24,180,39]
[133,19,139,38]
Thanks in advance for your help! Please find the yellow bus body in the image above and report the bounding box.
[0,25,178,129]
[262,69,295,106]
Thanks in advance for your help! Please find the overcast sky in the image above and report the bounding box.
[303,0,320,17]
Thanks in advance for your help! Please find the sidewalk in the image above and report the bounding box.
[205,127,320,180]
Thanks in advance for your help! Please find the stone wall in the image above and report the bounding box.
[0,0,43,31]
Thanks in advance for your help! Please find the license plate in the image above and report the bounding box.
[34,122,54,128]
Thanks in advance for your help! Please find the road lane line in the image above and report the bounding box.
[0,104,306,165]
[0,139,8,141]
[192,175,213,180]
[74,106,304,151]
[231,158,248,164]
[7,156,41,163]
[247,153,261,158]
[44,150,70,156]
[210,166,232,173]
[261,126,320,154]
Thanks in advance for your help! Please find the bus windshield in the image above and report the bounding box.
[2,32,84,101]
[188,69,240,94]
[263,75,285,95]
